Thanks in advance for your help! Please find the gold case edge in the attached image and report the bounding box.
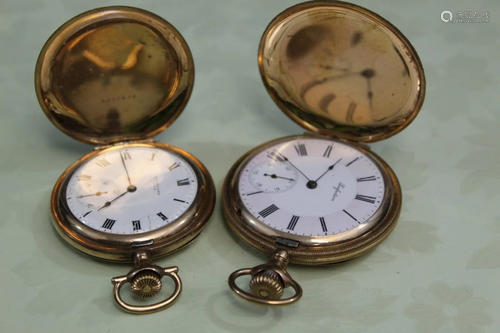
[221,135,402,265]
[50,143,216,262]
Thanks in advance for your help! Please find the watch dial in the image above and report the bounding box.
[238,138,385,236]
[66,146,198,234]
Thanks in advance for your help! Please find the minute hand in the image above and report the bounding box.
[120,151,132,187]
[275,152,311,181]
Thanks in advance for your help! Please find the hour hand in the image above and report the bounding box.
[97,190,129,211]
[78,191,108,198]
[97,201,112,211]
[315,158,342,182]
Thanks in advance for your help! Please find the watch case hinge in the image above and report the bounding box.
[94,138,159,151]
[302,131,371,150]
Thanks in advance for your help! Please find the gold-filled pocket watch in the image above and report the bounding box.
[35,6,215,314]
[223,1,425,305]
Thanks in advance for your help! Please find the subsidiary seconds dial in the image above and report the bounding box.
[66,146,198,234]
[239,138,384,236]
[249,162,298,194]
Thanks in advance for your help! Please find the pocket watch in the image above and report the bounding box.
[35,6,215,314]
[222,1,425,305]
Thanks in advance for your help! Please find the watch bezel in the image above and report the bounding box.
[222,134,401,265]
[51,142,215,262]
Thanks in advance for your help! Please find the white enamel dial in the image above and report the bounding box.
[238,138,385,236]
[66,146,198,234]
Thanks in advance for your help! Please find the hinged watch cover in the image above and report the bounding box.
[258,1,426,143]
[35,6,194,145]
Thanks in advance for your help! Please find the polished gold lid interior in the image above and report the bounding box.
[259,1,426,142]
[35,6,194,145]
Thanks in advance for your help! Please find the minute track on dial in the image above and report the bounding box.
[66,146,199,235]
[239,138,385,237]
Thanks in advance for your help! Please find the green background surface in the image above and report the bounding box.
[1,0,499,332]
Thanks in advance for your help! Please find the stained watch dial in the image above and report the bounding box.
[239,138,384,236]
[66,146,198,234]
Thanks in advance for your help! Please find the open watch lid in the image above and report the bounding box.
[258,1,426,143]
[35,6,194,145]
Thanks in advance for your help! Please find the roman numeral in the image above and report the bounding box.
[102,218,116,229]
[78,174,92,181]
[173,198,186,203]
[323,145,333,158]
[343,210,358,222]
[157,212,168,221]
[287,215,299,230]
[176,178,190,186]
[346,157,359,167]
[122,151,131,160]
[320,217,327,232]
[267,151,287,162]
[294,144,307,156]
[169,162,180,171]
[258,204,279,218]
[246,191,264,196]
[151,153,155,161]
[357,176,377,182]
[95,158,110,168]
[132,220,141,231]
[355,194,376,204]
[83,211,92,217]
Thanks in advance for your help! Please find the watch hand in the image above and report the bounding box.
[270,150,318,189]
[315,158,342,182]
[273,151,311,181]
[78,191,108,198]
[120,151,133,187]
[263,173,296,182]
[97,189,130,211]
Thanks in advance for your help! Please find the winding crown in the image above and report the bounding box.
[131,272,162,298]
[249,270,284,299]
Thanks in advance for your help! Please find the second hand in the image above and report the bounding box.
[263,173,296,181]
